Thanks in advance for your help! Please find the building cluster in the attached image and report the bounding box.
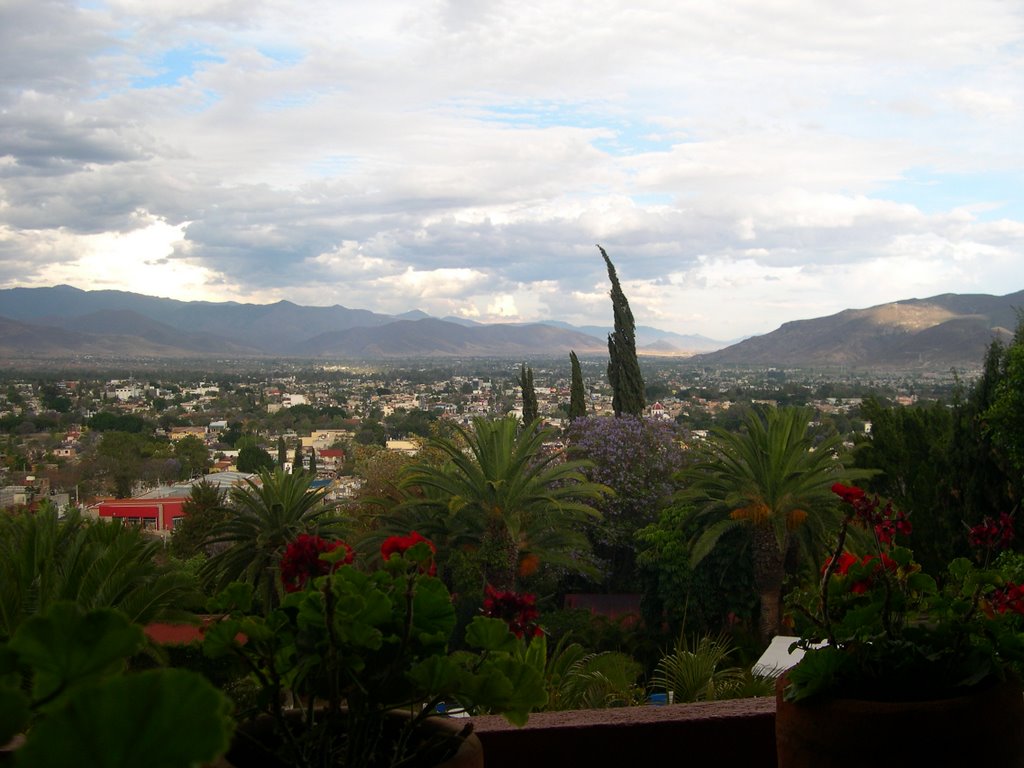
[1,361,948,534]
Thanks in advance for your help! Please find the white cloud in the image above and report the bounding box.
[0,0,1022,339]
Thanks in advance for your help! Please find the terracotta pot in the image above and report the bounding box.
[775,676,1024,768]
[216,710,483,768]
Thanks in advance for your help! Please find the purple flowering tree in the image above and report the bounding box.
[567,416,686,590]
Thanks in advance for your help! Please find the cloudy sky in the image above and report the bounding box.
[2,0,1022,340]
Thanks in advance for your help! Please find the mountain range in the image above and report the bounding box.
[690,291,1022,369]
[0,285,1020,368]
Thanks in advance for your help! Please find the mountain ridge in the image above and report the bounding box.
[0,285,1020,366]
[690,291,1024,369]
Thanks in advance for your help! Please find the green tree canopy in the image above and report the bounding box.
[237,444,274,474]
[201,469,344,611]
[173,434,210,479]
[678,406,864,643]
[984,319,1024,477]
[598,245,645,417]
[569,351,586,420]
[169,480,229,560]
[854,397,959,573]
[398,415,609,589]
[519,363,539,423]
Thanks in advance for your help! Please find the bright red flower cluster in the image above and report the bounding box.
[831,483,865,505]
[482,584,543,638]
[831,483,911,545]
[969,513,1015,551]
[824,551,898,594]
[988,583,1024,616]
[381,531,437,575]
[280,534,353,593]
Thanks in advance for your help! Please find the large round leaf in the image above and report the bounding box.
[16,669,234,768]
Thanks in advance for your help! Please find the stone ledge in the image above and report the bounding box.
[472,698,777,768]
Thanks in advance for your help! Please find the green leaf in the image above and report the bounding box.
[489,658,547,721]
[947,557,974,582]
[464,617,518,653]
[201,618,245,658]
[410,577,457,646]
[15,669,235,768]
[460,664,515,708]
[889,546,914,567]
[784,647,850,702]
[408,655,462,693]
[10,603,144,706]
[906,572,937,594]
[521,633,547,672]
[206,582,254,613]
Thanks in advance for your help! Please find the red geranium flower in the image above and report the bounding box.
[969,513,1015,551]
[831,483,866,505]
[989,582,1024,616]
[381,531,437,575]
[824,551,898,594]
[482,584,543,638]
[823,551,859,576]
[280,534,353,593]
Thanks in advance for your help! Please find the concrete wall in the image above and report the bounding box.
[472,698,777,768]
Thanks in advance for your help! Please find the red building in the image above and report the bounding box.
[96,497,187,532]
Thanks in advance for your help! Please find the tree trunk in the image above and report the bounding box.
[484,515,518,590]
[751,525,786,645]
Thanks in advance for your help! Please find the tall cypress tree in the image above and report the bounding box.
[569,350,586,419]
[598,245,645,417]
[293,444,304,474]
[309,448,318,475]
[519,363,539,424]
[277,436,287,467]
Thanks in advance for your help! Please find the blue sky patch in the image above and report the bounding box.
[877,168,1023,221]
[471,100,674,156]
[132,46,224,89]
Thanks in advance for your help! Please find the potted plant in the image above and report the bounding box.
[778,484,1024,767]
[203,531,547,768]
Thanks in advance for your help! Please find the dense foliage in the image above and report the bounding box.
[397,415,608,590]
[567,415,686,590]
[678,406,862,642]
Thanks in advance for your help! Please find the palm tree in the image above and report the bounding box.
[679,406,864,644]
[397,416,609,589]
[0,503,201,639]
[201,468,344,610]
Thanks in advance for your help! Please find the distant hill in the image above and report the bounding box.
[299,318,607,358]
[0,285,395,354]
[3,284,1017,365]
[538,320,726,353]
[0,314,237,358]
[691,291,1024,369]
[0,286,611,359]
